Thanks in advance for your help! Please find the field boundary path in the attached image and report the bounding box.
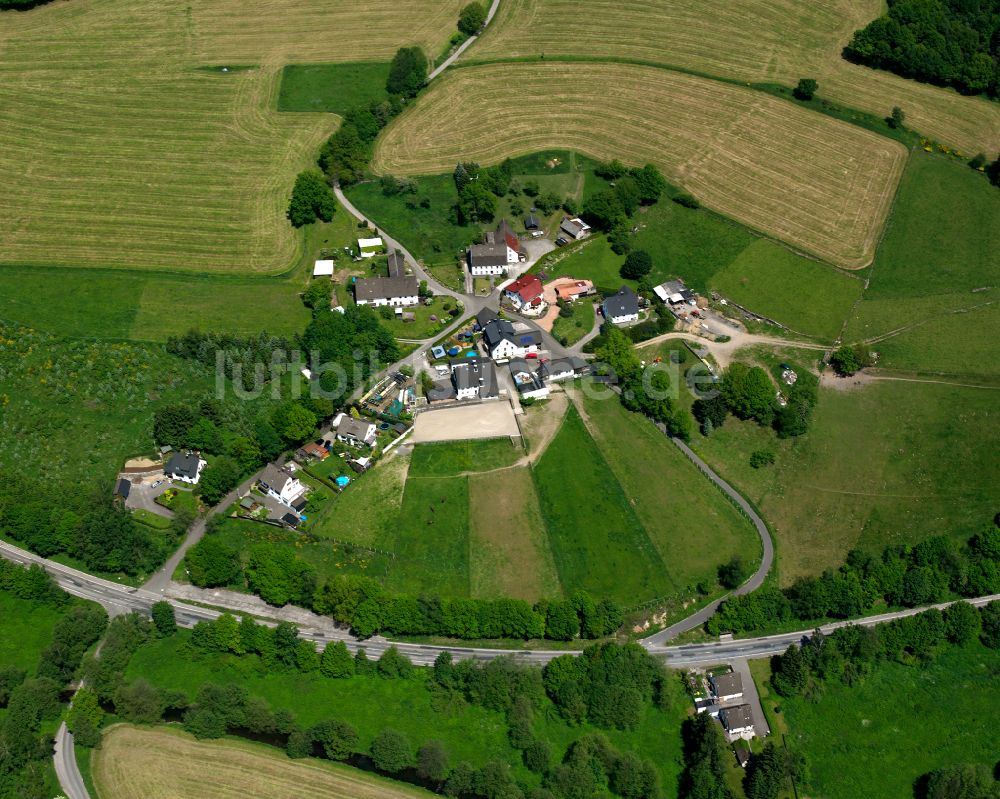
[428,0,502,81]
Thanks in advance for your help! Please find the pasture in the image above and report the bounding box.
[781,644,1000,799]
[373,62,907,269]
[407,438,523,476]
[688,374,1000,584]
[278,62,390,115]
[710,240,863,340]
[470,0,1000,154]
[0,0,463,274]
[94,726,437,799]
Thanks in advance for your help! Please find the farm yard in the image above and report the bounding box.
[93,726,440,799]
[470,0,1000,155]
[0,0,463,275]
[373,62,907,268]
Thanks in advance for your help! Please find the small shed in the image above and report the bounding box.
[524,214,540,230]
[114,478,131,499]
[313,259,334,277]
[239,496,255,510]
[357,237,384,258]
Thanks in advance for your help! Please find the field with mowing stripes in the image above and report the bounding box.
[471,0,1000,154]
[0,0,462,274]
[94,726,438,799]
[373,62,907,268]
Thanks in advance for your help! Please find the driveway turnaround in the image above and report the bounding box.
[411,401,520,443]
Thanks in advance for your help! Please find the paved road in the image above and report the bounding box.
[644,437,774,644]
[54,723,88,799]
[428,0,502,80]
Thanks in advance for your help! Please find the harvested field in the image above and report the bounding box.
[93,725,434,799]
[375,63,907,268]
[0,0,461,274]
[471,0,1000,154]
[468,467,561,600]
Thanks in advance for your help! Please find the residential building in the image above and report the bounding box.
[545,356,591,382]
[555,279,595,302]
[475,305,499,330]
[164,451,206,485]
[450,356,499,400]
[358,237,384,257]
[503,274,544,310]
[482,318,541,361]
[467,219,524,276]
[387,250,406,278]
[602,286,640,325]
[509,359,550,400]
[719,704,755,741]
[709,672,744,702]
[560,216,592,240]
[332,413,377,447]
[258,463,307,509]
[353,275,419,307]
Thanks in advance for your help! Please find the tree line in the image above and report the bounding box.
[845,0,1000,98]
[0,563,107,799]
[710,522,1000,634]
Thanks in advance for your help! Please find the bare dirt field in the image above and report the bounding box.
[375,62,907,268]
[471,0,1000,155]
[0,0,462,274]
[411,401,521,443]
[93,725,434,799]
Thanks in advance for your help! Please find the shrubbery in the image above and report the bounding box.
[287,169,336,227]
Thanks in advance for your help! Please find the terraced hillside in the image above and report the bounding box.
[0,0,462,274]
[374,62,907,268]
[471,0,1000,154]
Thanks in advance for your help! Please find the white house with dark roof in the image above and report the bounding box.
[482,319,541,362]
[353,276,419,307]
[601,286,640,326]
[560,216,592,240]
[258,463,307,509]
[709,671,744,703]
[450,356,499,400]
[467,219,524,276]
[719,704,755,741]
[509,359,550,400]
[332,413,377,447]
[165,451,206,485]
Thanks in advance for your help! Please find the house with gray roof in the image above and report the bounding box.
[165,451,206,485]
[719,704,755,741]
[467,219,524,276]
[332,413,377,447]
[482,319,541,361]
[450,356,499,400]
[258,463,307,508]
[601,286,640,326]
[509,359,549,400]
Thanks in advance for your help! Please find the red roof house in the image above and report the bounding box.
[504,274,544,308]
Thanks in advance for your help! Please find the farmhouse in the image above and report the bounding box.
[719,704,755,741]
[312,259,334,278]
[467,219,524,276]
[482,318,542,361]
[357,237,384,258]
[509,359,550,400]
[164,451,206,485]
[354,276,419,306]
[503,274,544,310]
[709,671,744,702]
[258,463,307,509]
[451,356,500,400]
[653,279,695,306]
[332,413,377,447]
[560,216,592,240]
[602,286,640,325]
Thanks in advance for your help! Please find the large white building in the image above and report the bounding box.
[601,286,640,326]
[258,463,307,509]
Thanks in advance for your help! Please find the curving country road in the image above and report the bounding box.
[428,0,502,81]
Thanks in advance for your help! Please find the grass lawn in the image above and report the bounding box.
[0,592,64,674]
[408,438,523,476]
[277,62,390,115]
[782,644,1000,799]
[124,631,690,794]
[689,375,1000,584]
[550,299,597,346]
[710,239,863,340]
[95,725,437,799]
[575,389,759,594]
[308,454,408,549]
[531,405,670,606]
[468,466,561,601]
[534,237,628,294]
[377,297,461,340]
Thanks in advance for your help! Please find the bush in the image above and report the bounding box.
[457,1,487,35]
[749,449,775,469]
[671,192,700,209]
[287,170,336,228]
[386,46,428,98]
[370,728,412,773]
[794,78,818,100]
[620,250,652,280]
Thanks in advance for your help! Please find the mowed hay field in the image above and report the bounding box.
[373,63,907,268]
[471,0,1000,155]
[94,726,435,799]
[0,0,463,274]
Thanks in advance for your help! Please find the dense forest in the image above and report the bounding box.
[846,0,1000,97]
